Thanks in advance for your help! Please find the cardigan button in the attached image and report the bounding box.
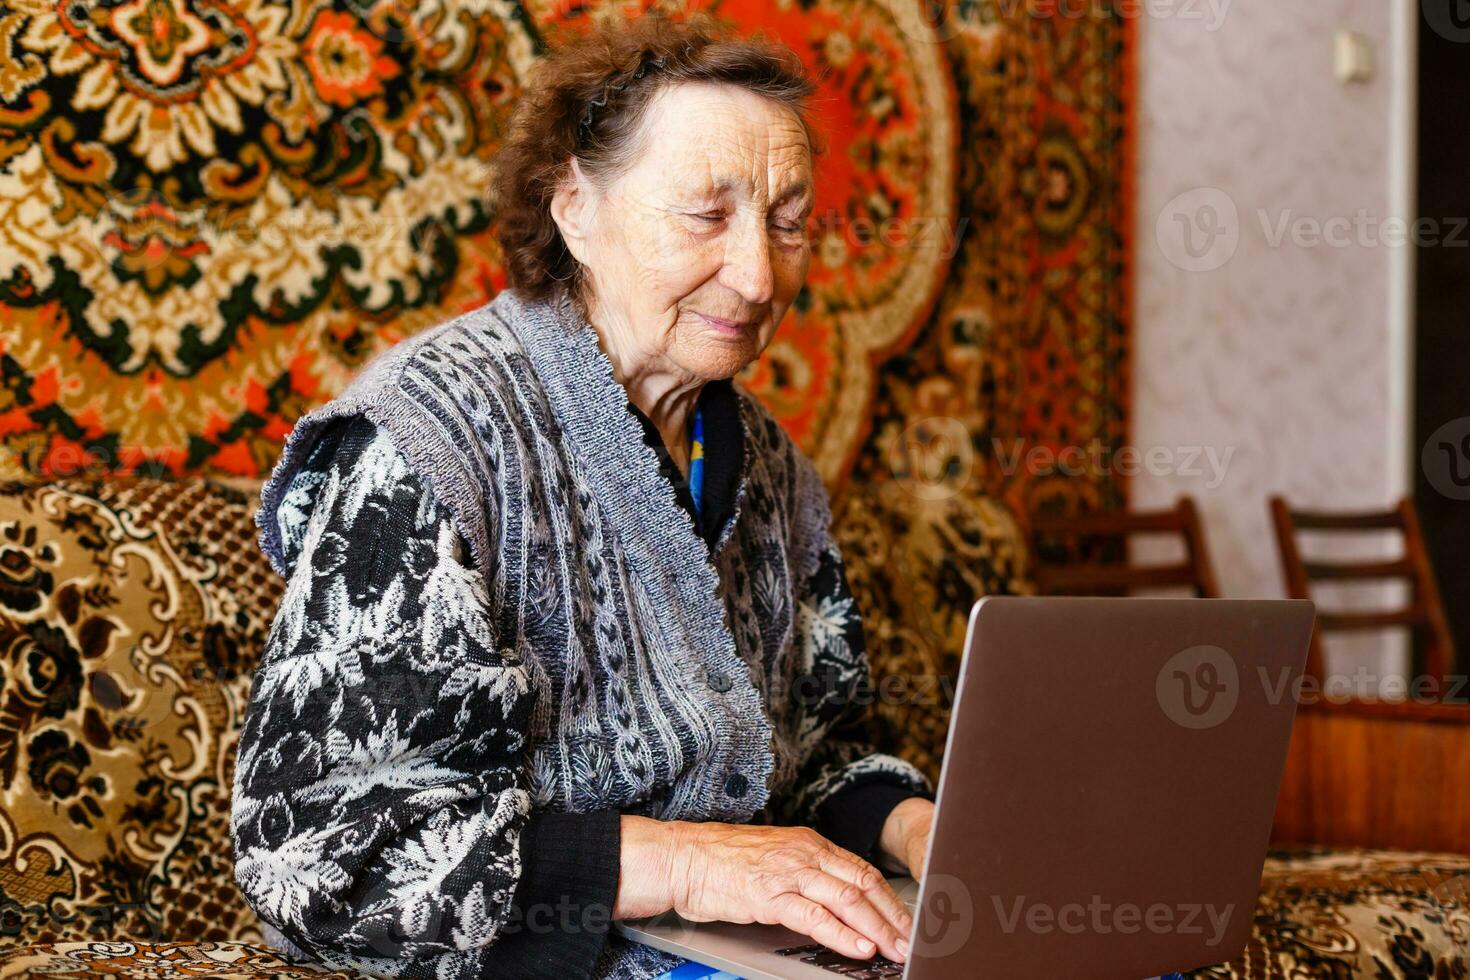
[708,670,732,693]
[724,772,749,798]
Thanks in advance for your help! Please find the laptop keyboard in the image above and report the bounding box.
[773,943,904,978]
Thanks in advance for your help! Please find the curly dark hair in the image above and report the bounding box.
[490,9,822,310]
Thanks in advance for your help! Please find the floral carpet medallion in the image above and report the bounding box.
[0,0,954,486]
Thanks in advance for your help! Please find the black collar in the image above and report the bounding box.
[626,378,744,553]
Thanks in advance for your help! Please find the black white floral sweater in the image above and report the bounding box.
[232,286,932,980]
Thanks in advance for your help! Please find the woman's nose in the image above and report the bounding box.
[720,217,775,306]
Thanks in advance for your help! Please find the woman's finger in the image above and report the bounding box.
[791,867,908,963]
[815,846,914,941]
[765,891,879,961]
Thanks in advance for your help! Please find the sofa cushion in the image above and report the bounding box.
[0,940,349,977]
[0,477,277,946]
[1190,846,1470,977]
[2,848,1464,977]
[835,484,1035,780]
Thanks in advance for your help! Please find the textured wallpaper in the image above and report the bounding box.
[1132,0,1408,680]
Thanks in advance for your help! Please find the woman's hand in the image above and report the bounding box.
[877,797,935,880]
[614,815,913,963]
[613,814,685,921]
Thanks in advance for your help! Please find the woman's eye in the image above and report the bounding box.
[694,211,727,224]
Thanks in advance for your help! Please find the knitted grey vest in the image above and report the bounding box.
[254,285,835,826]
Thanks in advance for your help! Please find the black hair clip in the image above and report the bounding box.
[577,47,672,145]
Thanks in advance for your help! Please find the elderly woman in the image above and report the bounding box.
[232,11,935,980]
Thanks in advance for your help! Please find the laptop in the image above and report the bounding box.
[617,595,1315,979]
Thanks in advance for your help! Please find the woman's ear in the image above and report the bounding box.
[549,157,595,266]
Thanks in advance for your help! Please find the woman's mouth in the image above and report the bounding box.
[696,312,754,336]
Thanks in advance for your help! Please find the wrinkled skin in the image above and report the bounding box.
[551,79,938,963]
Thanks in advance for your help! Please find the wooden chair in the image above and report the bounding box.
[1027,495,1220,598]
[1268,496,1456,684]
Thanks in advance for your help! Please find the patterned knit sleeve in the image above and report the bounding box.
[232,415,619,980]
[774,477,933,866]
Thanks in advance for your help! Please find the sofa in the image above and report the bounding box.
[0,475,1467,978]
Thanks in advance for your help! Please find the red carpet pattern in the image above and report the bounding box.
[0,0,1132,777]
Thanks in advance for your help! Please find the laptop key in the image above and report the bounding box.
[774,943,904,977]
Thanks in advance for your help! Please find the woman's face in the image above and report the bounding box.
[556,81,815,382]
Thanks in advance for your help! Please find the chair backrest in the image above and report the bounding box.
[1027,495,1221,599]
[1268,496,1455,684]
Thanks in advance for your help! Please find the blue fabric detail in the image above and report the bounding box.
[689,405,705,525]
[655,961,740,980]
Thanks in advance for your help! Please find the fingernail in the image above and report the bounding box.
[897,938,911,958]
[858,939,875,954]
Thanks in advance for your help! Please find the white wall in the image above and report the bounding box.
[1132,0,1416,683]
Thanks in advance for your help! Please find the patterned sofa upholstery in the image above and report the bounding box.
[1,477,1467,978]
